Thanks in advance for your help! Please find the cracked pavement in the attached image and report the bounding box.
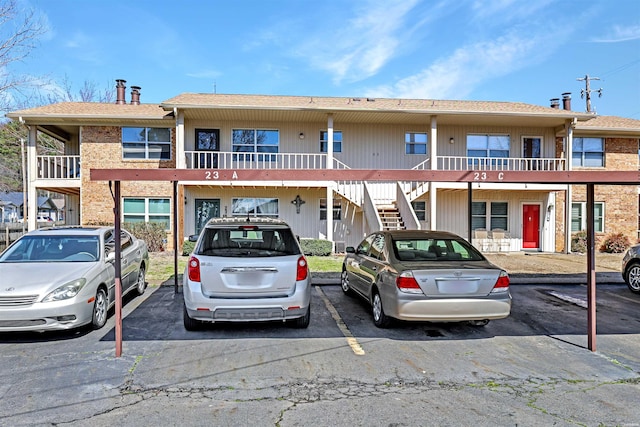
[1,284,639,426]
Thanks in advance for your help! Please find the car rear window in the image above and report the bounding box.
[195,227,301,257]
[393,238,484,262]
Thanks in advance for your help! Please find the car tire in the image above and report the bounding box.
[289,305,311,329]
[341,269,354,296]
[372,291,391,328]
[92,287,108,330]
[183,303,202,331]
[134,267,147,296]
[625,262,640,294]
[468,319,490,327]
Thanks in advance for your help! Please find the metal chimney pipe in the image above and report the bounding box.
[550,98,560,109]
[130,86,141,105]
[115,79,127,105]
[562,92,572,110]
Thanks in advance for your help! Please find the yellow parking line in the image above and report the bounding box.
[315,285,365,356]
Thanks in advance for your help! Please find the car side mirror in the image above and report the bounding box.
[346,246,355,253]
[188,235,199,242]
[105,251,116,262]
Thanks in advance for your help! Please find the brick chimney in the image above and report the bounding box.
[115,79,126,105]
[130,86,141,105]
[550,98,560,109]
[562,92,571,110]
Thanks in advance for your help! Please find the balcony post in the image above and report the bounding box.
[430,115,437,171]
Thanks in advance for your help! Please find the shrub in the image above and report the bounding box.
[571,230,587,253]
[599,232,631,253]
[182,240,196,256]
[299,238,333,256]
[124,222,166,252]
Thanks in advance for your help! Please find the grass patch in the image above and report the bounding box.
[307,255,343,272]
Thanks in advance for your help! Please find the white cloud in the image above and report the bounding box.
[592,24,640,42]
[295,0,422,84]
[366,31,553,99]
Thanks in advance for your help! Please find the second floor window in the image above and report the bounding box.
[232,129,279,161]
[405,132,427,155]
[122,127,171,160]
[467,134,510,161]
[320,131,342,152]
[572,137,604,167]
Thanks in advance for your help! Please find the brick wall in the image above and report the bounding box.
[554,137,639,251]
[80,126,177,250]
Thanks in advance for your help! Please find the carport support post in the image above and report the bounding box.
[586,183,596,351]
[173,181,178,293]
[113,181,123,357]
[468,182,473,242]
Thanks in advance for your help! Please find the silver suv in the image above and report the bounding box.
[183,217,311,330]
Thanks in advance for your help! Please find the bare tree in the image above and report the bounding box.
[0,0,46,113]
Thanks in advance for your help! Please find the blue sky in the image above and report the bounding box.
[15,0,640,118]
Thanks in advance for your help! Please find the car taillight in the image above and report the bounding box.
[188,256,201,282]
[490,271,510,293]
[396,272,423,294]
[296,256,308,281]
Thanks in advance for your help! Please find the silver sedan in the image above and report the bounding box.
[341,230,511,327]
[0,226,149,332]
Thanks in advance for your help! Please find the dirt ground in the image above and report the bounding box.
[484,252,623,274]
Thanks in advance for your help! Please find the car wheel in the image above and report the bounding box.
[183,303,202,331]
[625,263,640,294]
[134,267,147,296]
[289,305,311,329]
[468,319,490,327]
[372,291,391,328]
[341,269,353,295]
[92,288,108,329]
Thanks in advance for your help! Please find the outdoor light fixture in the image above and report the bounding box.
[299,132,305,140]
[449,137,455,144]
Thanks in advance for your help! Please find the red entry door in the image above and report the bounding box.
[522,205,540,249]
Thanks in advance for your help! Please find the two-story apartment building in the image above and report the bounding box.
[7,84,640,252]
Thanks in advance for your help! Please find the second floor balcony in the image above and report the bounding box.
[184,151,567,173]
[37,155,81,180]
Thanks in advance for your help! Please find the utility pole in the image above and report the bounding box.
[576,75,603,113]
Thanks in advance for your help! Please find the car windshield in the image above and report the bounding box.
[195,227,300,257]
[393,237,485,262]
[0,235,100,263]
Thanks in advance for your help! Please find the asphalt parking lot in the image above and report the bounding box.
[1,280,639,426]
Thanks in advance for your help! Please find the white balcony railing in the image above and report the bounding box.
[436,156,566,171]
[185,151,328,169]
[37,155,81,179]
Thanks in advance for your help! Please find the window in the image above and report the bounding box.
[232,129,279,161]
[320,130,342,152]
[467,134,510,167]
[472,201,508,231]
[369,234,386,260]
[231,198,278,217]
[572,137,604,167]
[571,202,604,233]
[405,132,427,155]
[123,198,171,229]
[122,127,171,160]
[320,198,342,220]
[411,201,426,221]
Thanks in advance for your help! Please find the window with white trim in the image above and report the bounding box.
[467,134,510,167]
[411,201,426,221]
[232,129,279,161]
[571,202,604,233]
[122,127,171,160]
[320,130,342,152]
[572,137,604,167]
[405,132,427,155]
[320,198,341,220]
[471,201,508,231]
[231,198,279,217]
[123,198,171,229]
